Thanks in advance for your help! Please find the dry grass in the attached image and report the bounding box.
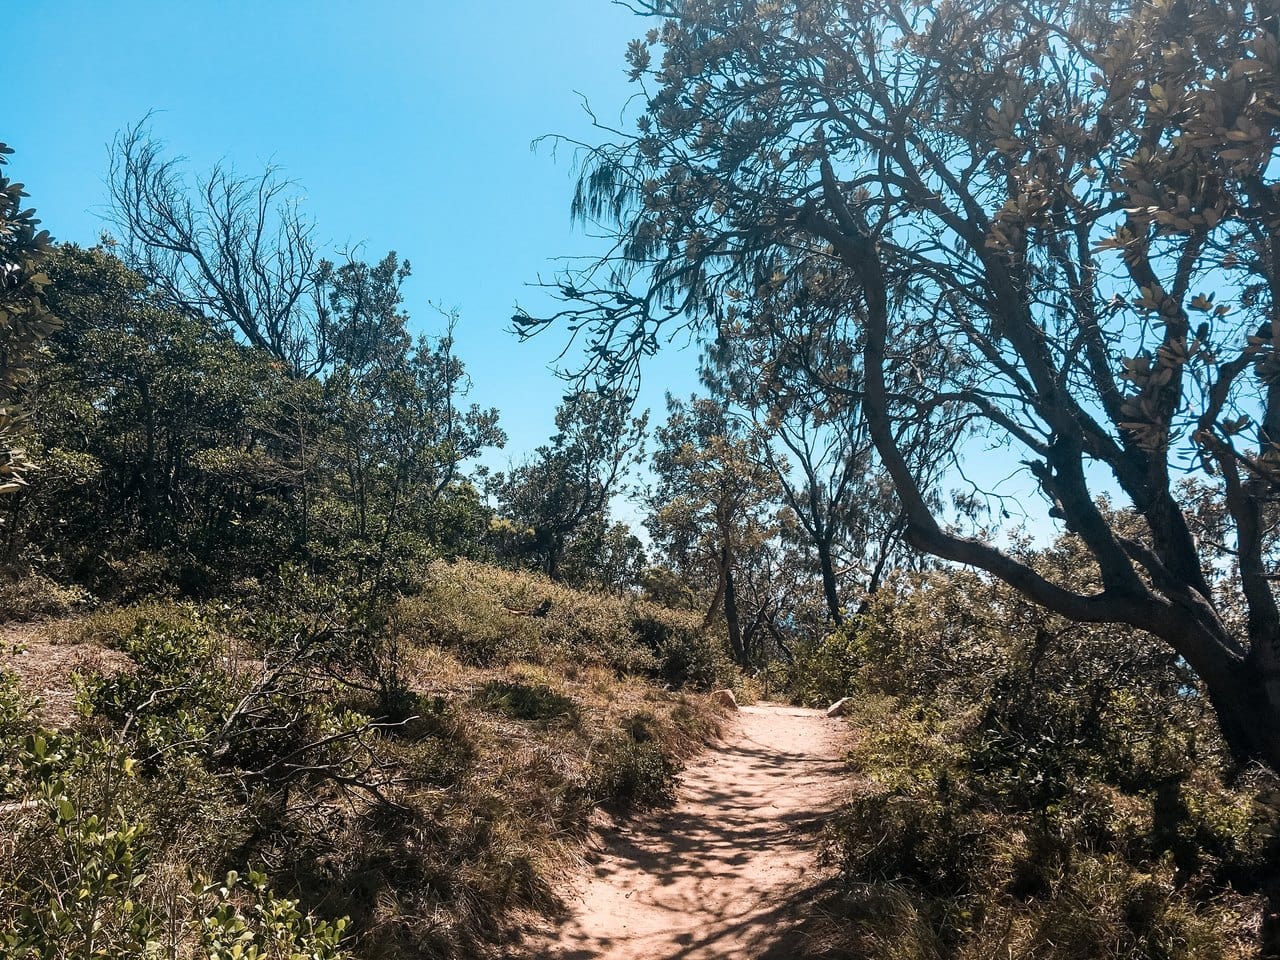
[0,623,132,727]
[0,562,734,960]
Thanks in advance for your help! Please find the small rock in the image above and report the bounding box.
[826,697,852,718]
[711,688,739,711]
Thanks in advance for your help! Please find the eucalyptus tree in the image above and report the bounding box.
[647,394,781,665]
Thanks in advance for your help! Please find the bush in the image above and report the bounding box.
[797,544,1279,959]
[396,560,739,690]
[0,670,354,960]
[0,572,92,623]
[589,712,682,809]
[476,679,580,727]
[631,607,736,691]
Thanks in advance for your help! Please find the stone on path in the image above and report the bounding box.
[711,688,739,710]
[826,696,853,717]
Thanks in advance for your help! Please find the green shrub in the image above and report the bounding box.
[396,560,738,690]
[0,573,93,623]
[476,680,580,727]
[86,617,236,763]
[631,608,736,691]
[0,673,353,960]
[589,712,682,809]
[797,552,1277,959]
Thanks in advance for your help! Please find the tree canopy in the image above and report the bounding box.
[0,142,58,491]
[519,0,1280,771]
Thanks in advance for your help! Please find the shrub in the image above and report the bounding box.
[0,671,354,960]
[396,560,738,690]
[476,679,580,727]
[589,712,682,809]
[0,573,92,623]
[802,557,1279,959]
[631,607,735,691]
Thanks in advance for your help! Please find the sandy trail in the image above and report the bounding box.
[528,703,846,960]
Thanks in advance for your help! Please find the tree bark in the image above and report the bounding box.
[723,558,746,667]
[815,536,844,627]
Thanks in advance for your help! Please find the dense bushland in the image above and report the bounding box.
[786,533,1280,959]
[1,563,733,959]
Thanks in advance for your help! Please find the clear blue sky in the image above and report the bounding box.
[7,0,700,469]
[9,0,1063,537]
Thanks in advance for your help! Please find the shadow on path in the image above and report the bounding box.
[521,704,848,960]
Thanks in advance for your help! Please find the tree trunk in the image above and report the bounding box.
[724,559,746,667]
[702,544,728,629]
[815,537,844,627]
[138,379,160,545]
[1201,646,1280,775]
[544,534,563,581]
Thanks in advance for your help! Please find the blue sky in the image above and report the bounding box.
[9,0,1062,538]
[7,0,701,470]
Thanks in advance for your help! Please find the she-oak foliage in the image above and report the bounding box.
[518,0,1280,772]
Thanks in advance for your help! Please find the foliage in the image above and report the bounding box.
[399,558,739,691]
[489,391,645,581]
[791,535,1280,958]
[0,674,353,960]
[523,0,1280,771]
[10,243,501,596]
[646,393,784,666]
[588,712,683,809]
[0,142,59,489]
[0,555,730,960]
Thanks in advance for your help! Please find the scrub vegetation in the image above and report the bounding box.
[7,0,1280,954]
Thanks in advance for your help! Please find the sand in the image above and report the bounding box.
[527,702,846,959]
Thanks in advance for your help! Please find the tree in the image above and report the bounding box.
[20,245,503,593]
[647,394,781,665]
[0,142,58,491]
[23,244,307,590]
[316,253,504,559]
[521,0,1280,771]
[107,123,325,375]
[704,323,930,625]
[490,392,646,581]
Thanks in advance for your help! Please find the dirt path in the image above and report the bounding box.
[527,702,847,960]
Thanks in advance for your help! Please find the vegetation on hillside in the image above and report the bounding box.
[2,562,731,958]
[786,535,1280,958]
[8,0,1280,954]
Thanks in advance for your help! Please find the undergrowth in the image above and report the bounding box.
[0,560,732,959]
[787,552,1280,960]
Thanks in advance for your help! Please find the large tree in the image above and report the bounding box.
[520,0,1280,771]
[0,142,58,490]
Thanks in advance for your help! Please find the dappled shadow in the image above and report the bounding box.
[519,704,849,959]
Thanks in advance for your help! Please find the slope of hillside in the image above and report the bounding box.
[0,562,759,959]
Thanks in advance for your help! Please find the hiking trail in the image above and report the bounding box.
[527,702,847,959]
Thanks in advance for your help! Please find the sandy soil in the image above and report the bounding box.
[526,702,847,960]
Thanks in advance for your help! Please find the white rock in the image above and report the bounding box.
[826,697,853,718]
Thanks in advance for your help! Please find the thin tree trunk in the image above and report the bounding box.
[724,557,746,667]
